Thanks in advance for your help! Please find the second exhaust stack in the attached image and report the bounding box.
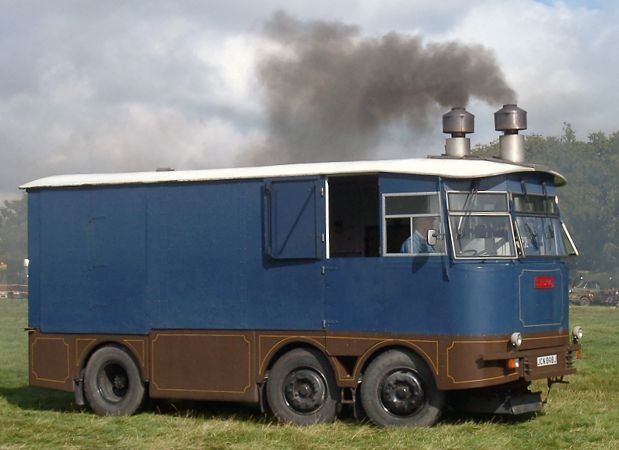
[495,104,527,163]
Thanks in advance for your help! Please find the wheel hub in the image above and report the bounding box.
[112,374,128,391]
[283,368,326,414]
[97,363,129,402]
[380,369,425,417]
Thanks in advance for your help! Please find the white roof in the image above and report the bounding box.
[20,157,566,190]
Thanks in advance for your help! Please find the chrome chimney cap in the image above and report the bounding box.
[494,104,527,133]
[494,104,526,163]
[443,107,475,136]
[442,107,474,158]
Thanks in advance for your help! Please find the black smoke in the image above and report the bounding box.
[251,11,516,164]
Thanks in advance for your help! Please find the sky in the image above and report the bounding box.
[1,0,618,200]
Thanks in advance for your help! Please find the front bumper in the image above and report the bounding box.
[440,332,580,390]
[484,341,580,382]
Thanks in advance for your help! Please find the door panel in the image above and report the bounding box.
[265,178,324,260]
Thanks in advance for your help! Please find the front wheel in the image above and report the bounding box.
[360,349,444,426]
[84,345,145,416]
[266,348,338,425]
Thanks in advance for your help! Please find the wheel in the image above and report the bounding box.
[84,345,145,416]
[360,349,444,427]
[266,348,338,425]
[579,296,591,306]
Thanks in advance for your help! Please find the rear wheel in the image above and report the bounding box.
[360,349,444,427]
[84,346,145,416]
[266,348,338,425]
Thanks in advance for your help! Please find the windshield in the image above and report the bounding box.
[448,192,508,212]
[513,194,558,214]
[515,216,575,257]
[450,215,516,257]
[448,192,516,258]
[512,193,577,257]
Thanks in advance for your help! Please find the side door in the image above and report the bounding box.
[262,177,327,331]
[264,177,326,260]
[323,176,384,334]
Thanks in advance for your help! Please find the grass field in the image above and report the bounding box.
[1,299,618,449]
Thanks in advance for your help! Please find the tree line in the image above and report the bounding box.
[1,127,617,283]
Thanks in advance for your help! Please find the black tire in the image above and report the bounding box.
[360,349,444,427]
[579,296,591,306]
[266,348,338,425]
[84,345,145,416]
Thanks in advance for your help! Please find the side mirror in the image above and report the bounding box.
[427,229,437,246]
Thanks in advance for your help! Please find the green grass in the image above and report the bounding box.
[1,300,618,449]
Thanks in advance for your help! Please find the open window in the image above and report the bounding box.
[328,176,379,257]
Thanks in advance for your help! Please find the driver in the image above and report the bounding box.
[401,217,436,254]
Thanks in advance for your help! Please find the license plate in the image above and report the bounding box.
[537,354,557,367]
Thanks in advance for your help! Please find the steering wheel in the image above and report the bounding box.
[460,249,478,256]
[460,249,490,257]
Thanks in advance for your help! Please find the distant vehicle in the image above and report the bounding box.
[569,280,601,305]
[0,285,29,299]
[569,280,618,306]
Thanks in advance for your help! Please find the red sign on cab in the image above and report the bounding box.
[534,276,555,289]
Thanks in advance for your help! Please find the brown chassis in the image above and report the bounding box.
[28,328,580,405]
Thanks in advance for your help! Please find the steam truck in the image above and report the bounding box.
[22,104,582,426]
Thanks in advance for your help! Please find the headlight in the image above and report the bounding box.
[510,332,523,347]
[572,326,583,341]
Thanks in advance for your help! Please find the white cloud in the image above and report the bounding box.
[1,1,618,200]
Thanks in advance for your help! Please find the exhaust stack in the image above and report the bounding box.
[494,104,527,163]
[442,107,474,157]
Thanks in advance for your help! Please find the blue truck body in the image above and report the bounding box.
[28,173,565,337]
[22,158,581,424]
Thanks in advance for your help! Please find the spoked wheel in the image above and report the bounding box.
[84,346,145,416]
[266,348,338,425]
[361,349,444,426]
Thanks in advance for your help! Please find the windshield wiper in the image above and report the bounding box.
[456,186,477,239]
[524,222,539,249]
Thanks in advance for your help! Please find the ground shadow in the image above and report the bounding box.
[0,385,539,426]
[0,386,78,413]
[0,385,272,423]
[440,408,541,425]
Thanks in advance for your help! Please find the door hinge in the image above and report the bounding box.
[322,319,338,329]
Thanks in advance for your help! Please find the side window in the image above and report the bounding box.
[383,193,444,255]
